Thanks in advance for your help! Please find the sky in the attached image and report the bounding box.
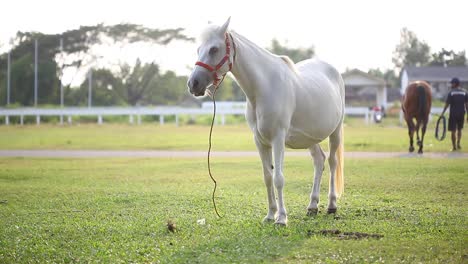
[1,0,467,78]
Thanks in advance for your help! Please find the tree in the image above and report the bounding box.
[0,41,61,106]
[75,60,190,106]
[114,60,160,106]
[268,39,315,63]
[147,70,188,105]
[429,49,467,67]
[392,28,431,71]
[75,68,125,106]
[367,68,399,89]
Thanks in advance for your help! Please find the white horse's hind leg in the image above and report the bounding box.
[307,144,326,215]
[327,127,342,213]
[254,137,277,222]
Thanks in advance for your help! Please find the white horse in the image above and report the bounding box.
[187,18,345,225]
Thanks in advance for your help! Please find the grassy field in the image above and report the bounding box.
[0,117,466,152]
[0,157,466,263]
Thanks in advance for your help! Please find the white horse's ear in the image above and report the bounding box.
[219,17,231,36]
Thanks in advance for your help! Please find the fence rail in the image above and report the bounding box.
[0,106,246,126]
[0,105,378,126]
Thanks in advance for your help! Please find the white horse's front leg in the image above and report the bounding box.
[307,144,326,215]
[272,132,287,225]
[254,137,276,222]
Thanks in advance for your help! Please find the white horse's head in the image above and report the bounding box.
[187,17,233,97]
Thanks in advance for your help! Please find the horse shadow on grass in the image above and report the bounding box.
[162,207,385,263]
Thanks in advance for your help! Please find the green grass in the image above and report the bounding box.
[0,124,254,151]
[0,117,465,152]
[0,157,466,263]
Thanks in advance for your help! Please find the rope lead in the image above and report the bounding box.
[207,88,221,218]
[435,115,446,141]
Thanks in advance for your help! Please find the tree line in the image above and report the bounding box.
[0,26,465,107]
[367,28,466,89]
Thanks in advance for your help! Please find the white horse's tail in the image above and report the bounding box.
[335,124,344,198]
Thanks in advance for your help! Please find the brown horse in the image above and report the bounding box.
[401,81,432,154]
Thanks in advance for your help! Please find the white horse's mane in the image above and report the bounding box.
[279,56,299,74]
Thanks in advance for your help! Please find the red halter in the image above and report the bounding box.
[195,33,236,87]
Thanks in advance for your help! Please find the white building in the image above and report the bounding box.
[342,69,387,108]
[400,66,468,99]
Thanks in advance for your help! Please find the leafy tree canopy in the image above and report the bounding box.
[429,49,466,67]
[392,28,431,71]
[367,68,399,89]
[268,39,315,63]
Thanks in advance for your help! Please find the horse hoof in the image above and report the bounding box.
[274,221,287,226]
[418,150,423,154]
[409,146,414,152]
[327,208,337,214]
[274,215,288,226]
[263,217,275,224]
[307,208,318,216]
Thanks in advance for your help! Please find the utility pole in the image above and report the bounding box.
[60,38,64,107]
[34,39,38,107]
[7,50,10,106]
[88,69,92,108]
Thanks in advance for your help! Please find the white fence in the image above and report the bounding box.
[0,106,247,126]
[399,107,445,124]
[0,105,376,126]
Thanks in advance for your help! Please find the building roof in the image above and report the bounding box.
[403,66,468,82]
[342,69,386,86]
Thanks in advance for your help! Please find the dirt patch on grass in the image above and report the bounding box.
[308,229,384,240]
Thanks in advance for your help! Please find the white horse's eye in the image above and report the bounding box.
[209,46,219,56]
